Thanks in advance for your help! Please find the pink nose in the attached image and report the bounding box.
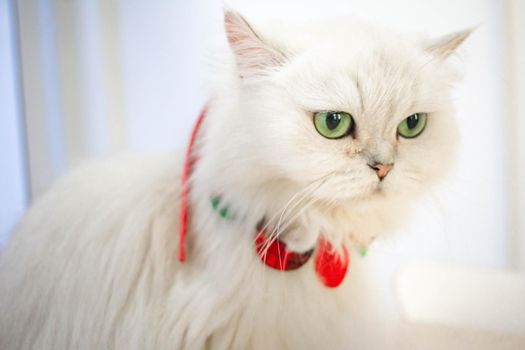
[368,163,393,181]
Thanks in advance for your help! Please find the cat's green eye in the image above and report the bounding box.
[397,113,427,139]
[314,111,353,139]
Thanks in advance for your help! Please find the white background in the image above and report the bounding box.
[1,0,524,336]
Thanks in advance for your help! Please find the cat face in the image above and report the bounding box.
[222,11,469,206]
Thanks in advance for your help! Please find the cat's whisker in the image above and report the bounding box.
[255,173,333,253]
[271,174,331,237]
[255,182,320,257]
[257,189,316,261]
[263,191,320,255]
[260,176,334,261]
[259,196,320,267]
[258,173,333,261]
[258,182,323,262]
[258,178,322,236]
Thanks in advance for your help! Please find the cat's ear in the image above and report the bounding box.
[224,10,286,78]
[425,28,473,59]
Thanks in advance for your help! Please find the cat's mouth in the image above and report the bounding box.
[373,179,387,192]
[302,170,393,204]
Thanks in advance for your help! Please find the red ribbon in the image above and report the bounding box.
[179,108,206,262]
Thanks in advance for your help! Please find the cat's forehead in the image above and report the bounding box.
[260,18,454,123]
[281,44,428,121]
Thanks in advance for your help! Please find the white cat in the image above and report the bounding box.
[0,10,470,350]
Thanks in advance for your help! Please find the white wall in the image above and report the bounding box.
[17,0,66,198]
[117,0,221,153]
[0,0,27,246]
[507,0,525,270]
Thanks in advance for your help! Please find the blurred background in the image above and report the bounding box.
[1,0,524,342]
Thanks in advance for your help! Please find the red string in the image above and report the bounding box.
[179,108,207,262]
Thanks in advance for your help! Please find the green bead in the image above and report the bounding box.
[219,206,235,220]
[219,207,229,218]
[359,247,367,257]
[210,196,235,220]
[210,196,220,210]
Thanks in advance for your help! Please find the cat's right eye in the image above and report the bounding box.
[397,113,427,139]
[314,111,353,139]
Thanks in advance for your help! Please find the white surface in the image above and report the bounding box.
[398,322,525,350]
[398,262,525,336]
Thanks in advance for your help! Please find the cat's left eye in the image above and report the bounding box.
[397,113,427,139]
[314,111,353,139]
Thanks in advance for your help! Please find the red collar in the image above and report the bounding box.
[178,107,207,262]
[179,108,349,288]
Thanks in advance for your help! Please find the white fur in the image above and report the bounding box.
[0,12,468,350]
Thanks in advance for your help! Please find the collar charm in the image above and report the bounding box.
[313,237,349,288]
[255,221,349,288]
[255,229,314,271]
